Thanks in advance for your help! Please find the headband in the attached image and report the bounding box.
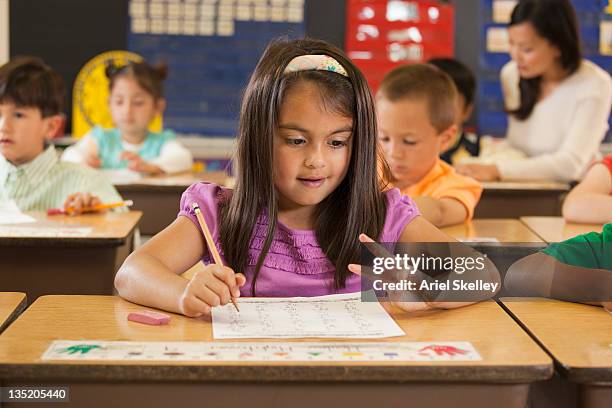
[283,54,349,77]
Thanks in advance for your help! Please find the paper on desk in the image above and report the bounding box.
[0,226,92,237]
[0,200,36,224]
[211,292,405,339]
[100,169,143,184]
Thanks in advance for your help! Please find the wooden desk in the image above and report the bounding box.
[442,219,546,299]
[0,212,141,303]
[0,293,26,334]
[0,295,551,408]
[502,298,612,408]
[442,219,545,243]
[520,216,604,243]
[114,171,229,235]
[475,181,570,218]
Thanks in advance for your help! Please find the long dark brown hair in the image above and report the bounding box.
[509,0,582,120]
[219,38,389,295]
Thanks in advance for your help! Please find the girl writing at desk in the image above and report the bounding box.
[115,39,497,317]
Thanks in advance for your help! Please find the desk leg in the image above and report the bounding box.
[120,191,179,235]
[529,374,578,407]
[580,384,612,408]
[475,193,563,218]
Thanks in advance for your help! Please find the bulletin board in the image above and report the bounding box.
[126,0,306,137]
[345,0,454,93]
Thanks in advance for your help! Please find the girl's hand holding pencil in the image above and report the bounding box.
[178,265,246,317]
[185,202,243,315]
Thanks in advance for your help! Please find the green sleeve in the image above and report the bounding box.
[542,224,612,270]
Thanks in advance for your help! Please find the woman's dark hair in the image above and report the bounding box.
[509,0,582,120]
[219,38,390,295]
[105,60,168,100]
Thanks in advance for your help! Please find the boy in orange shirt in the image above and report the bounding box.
[377,63,482,227]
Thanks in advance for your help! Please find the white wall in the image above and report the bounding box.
[0,0,8,64]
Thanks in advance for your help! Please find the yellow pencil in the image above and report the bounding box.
[48,200,134,215]
[84,199,134,212]
[191,202,240,312]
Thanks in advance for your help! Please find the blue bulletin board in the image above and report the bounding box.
[126,0,306,137]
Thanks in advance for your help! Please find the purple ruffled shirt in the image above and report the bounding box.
[178,182,420,297]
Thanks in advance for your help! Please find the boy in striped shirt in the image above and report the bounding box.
[0,57,122,213]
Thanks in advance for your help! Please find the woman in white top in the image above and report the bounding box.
[457,0,612,182]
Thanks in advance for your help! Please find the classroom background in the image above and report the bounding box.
[1,1,611,407]
[2,0,611,168]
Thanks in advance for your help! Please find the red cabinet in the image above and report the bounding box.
[346,0,455,91]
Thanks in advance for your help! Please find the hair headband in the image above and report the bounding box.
[283,54,348,77]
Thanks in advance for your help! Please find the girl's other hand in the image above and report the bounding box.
[348,233,432,313]
[178,264,246,317]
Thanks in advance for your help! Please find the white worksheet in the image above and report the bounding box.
[0,200,36,225]
[211,293,405,339]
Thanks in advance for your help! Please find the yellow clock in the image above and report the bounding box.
[72,50,163,138]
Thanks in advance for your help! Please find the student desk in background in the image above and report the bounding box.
[520,216,604,243]
[501,298,612,408]
[442,219,546,297]
[0,212,141,303]
[0,293,26,334]
[442,219,545,244]
[475,181,570,218]
[113,171,230,236]
[0,296,552,408]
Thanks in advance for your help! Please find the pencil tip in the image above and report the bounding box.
[191,202,200,211]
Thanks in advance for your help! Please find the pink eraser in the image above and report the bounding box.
[47,208,67,216]
[127,311,171,325]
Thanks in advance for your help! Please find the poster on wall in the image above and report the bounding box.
[127,0,305,137]
[486,27,509,53]
[0,0,8,64]
[492,0,517,24]
[345,0,454,92]
[601,20,612,56]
